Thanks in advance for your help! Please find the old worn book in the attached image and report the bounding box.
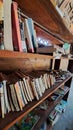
[4,0,13,50]
[18,80,28,105]
[30,80,39,100]
[27,18,38,52]
[9,84,20,111]
[14,82,25,110]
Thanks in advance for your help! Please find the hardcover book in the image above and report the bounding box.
[11,2,22,51]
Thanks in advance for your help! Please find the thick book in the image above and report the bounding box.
[11,2,22,51]
[4,0,13,50]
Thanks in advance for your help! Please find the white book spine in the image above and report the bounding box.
[4,0,13,50]
[2,80,11,113]
[21,80,29,102]
[18,81,28,104]
[23,78,31,101]
[31,81,39,100]
[35,78,42,97]
[0,83,5,118]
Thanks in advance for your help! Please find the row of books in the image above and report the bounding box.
[0,71,56,118]
[0,1,38,52]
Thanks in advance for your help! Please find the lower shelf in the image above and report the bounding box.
[0,76,71,130]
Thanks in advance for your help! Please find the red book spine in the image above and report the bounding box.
[11,2,22,52]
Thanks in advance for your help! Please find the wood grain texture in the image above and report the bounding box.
[0,50,53,72]
[14,0,73,43]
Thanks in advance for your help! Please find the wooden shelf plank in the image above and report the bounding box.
[0,50,53,59]
[32,87,70,130]
[0,76,71,130]
[0,50,53,72]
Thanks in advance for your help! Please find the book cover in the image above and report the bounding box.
[11,2,22,51]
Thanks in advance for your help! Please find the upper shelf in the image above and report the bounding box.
[14,0,73,44]
[0,50,53,72]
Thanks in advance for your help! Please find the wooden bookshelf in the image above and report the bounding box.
[32,87,70,130]
[0,76,71,130]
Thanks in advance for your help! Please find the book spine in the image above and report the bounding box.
[23,77,32,101]
[0,0,4,21]
[11,2,22,51]
[34,78,42,97]
[2,80,11,113]
[27,18,38,52]
[31,80,39,100]
[26,79,34,100]
[0,83,5,118]
[24,18,34,53]
[4,0,13,50]
[21,80,30,102]
[18,81,28,104]
[14,82,25,110]
[9,84,20,111]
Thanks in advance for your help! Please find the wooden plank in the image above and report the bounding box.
[37,46,56,54]
[0,50,53,72]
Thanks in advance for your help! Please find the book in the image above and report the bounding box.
[24,18,34,53]
[14,82,25,110]
[19,21,27,52]
[4,0,13,50]
[18,80,28,105]
[30,80,39,100]
[2,80,11,113]
[18,10,27,52]
[27,18,38,52]
[0,21,4,49]
[0,0,4,21]
[11,2,22,51]
[23,77,32,101]
[9,84,20,111]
